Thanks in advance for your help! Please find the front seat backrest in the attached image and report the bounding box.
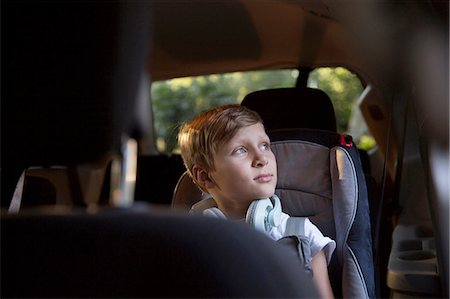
[2,1,149,207]
[1,207,318,298]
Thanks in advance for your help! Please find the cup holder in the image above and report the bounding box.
[398,251,435,261]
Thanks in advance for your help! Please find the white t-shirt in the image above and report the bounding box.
[269,212,336,264]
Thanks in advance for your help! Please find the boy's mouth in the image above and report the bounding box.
[253,174,273,183]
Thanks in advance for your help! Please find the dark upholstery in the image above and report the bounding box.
[241,87,337,132]
[2,1,150,206]
[1,207,318,298]
[135,155,186,205]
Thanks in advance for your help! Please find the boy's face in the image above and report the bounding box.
[206,122,277,212]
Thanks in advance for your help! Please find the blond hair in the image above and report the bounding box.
[178,104,263,184]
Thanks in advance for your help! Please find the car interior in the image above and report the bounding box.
[2,0,448,298]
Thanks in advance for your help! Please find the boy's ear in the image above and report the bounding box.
[192,165,215,189]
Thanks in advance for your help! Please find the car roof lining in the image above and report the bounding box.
[148,0,361,81]
[151,1,261,62]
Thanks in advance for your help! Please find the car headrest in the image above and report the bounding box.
[3,2,150,167]
[2,2,150,203]
[241,87,337,132]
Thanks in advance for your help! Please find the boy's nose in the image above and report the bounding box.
[252,154,268,167]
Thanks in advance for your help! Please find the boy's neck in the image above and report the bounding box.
[216,200,248,219]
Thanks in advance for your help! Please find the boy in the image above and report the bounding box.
[178,104,335,299]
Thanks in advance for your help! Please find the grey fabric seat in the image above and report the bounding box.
[244,88,375,298]
[269,129,375,298]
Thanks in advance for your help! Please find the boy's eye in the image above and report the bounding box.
[233,147,247,155]
[261,142,271,151]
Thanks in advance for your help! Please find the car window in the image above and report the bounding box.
[151,68,375,154]
[308,67,376,150]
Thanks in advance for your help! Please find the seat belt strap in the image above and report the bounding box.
[284,217,306,237]
[8,170,26,214]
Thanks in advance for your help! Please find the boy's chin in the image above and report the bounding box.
[254,190,275,200]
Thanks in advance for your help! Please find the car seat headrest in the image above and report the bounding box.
[2,2,151,205]
[3,2,150,168]
[241,87,337,132]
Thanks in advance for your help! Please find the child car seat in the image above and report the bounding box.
[269,128,375,298]
[244,88,375,298]
[242,87,375,298]
[172,87,375,298]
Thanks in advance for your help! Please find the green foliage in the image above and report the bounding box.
[357,134,377,151]
[151,68,372,154]
[151,70,296,153]
[308,67,364,133]
[151,75,241,153]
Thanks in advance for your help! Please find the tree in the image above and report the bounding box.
[308,67,363,133]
